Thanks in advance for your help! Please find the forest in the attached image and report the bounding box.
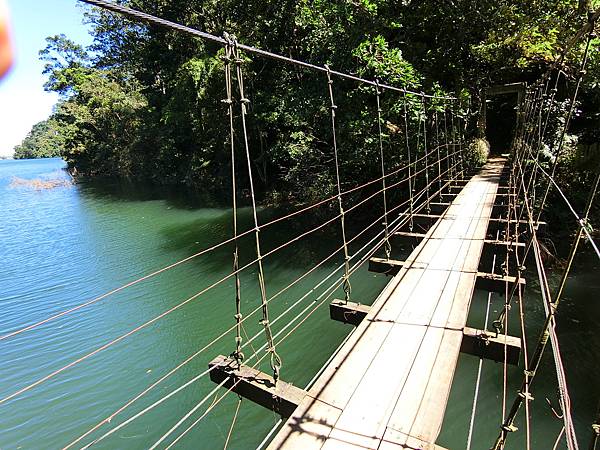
[14,0,600,207]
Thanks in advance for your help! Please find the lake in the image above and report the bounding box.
[0,157,598,449]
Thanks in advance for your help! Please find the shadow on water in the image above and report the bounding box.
[76,176,225,209]
[76,176,372,274]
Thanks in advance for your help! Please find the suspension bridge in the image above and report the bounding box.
[2,1,600,449]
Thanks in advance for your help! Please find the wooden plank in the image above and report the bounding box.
[267,397,342,450]
[461,326,521,365]
[393,231,427,239]
[475,272,526,293]
[306,320,397,410]
[323,323,428,450]
[268,158,508,449]
[378,269,451,326]
[368,257,405,275]
[429,271,477,329]
[387,328,463,442]
[209,355,306,418]
[329,300,370,326]
[381,428,449,450]
[485,239,526,248]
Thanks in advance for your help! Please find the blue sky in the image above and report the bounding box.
[0,0,92,157]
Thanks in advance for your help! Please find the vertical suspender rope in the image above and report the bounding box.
[443,108,452,182]
[403,92,415,232]
[325,65,352,303]
[525,76,557,212]
[590,399,600,450]
[421,94,431,213]
[434,107,442,194]
[222,34,244,365]
[375,80,392,259]
[232,39,282,383]
[457,101,465,179]
[450,107,458,179]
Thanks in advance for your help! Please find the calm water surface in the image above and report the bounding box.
[0,158,598,449]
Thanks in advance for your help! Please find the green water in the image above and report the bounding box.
[0,158,598,449]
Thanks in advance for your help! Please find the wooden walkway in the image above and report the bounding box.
[267,158,507,450]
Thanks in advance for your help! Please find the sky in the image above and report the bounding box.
[0,0,92,157]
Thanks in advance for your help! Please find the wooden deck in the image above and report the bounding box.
[267,158,507,450]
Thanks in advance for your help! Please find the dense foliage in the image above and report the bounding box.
[13,119,63,159]
[15,0,600,204]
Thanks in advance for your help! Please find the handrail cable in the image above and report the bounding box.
[80,171,457,448]
[534,21,596,223]
[67,160,463,448]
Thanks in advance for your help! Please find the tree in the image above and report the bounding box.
[13,119,64,159]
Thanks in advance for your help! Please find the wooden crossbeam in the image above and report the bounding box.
[368,257,406,275]
[429,201,451,213]
[442,179,468,186]
[461,327,521,365]
[395,214,546,234]
[209,355,306,417]
[485,239,526,249]
[488,217,546,228]
[329,300,370,326]
[393,231,427,239]
[328,303,521,365]
[475,272,526,294]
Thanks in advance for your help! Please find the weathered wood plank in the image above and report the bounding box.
[209,355,306,418]
[267,158,511,449]
[461,326,521,365]
[368,257,405,275]
[329,300,371,326]
[475,272,526,293]
[323,323,428,450]
[267,397,342,449]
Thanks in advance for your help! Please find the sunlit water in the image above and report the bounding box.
[0,158,597,449]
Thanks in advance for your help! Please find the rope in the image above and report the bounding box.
[223,396,242,450]
[68,153,462,449]
[466,249,497,450]
[403,92,415,232]
[77,0,455,100]
[326,65,352,303]
[375,80,392,259]
[222,34,244,365]
[535,22,596,223]
[456,104,465,179]
[492,142,583,450]
[421,94,431,213]
[232,38,282,384]
[434,109,443,194]
[443,109,452,183]
[590,400,600,450]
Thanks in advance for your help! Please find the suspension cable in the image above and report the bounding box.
[77,0,455,100]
